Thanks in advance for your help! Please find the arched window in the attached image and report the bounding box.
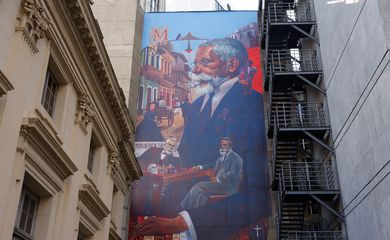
[153,88,158,102]
[146,87,152,107]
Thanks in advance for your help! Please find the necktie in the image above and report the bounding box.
[200,92,214,119]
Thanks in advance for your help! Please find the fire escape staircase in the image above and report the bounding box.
[269,91,294,136]
[270,93,344,239]
[272,139,298,189]
[274,158,344,239]
[264,1,320,91]
[263,1,347,239]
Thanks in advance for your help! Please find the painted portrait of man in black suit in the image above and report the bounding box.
[131,38,270,240]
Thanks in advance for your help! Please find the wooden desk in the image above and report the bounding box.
[145,168,213,186]
[145,168,213,215]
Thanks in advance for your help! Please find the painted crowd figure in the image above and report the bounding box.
[135,102,164,142]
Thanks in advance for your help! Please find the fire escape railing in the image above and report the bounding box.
[265,1,347,238]
[268,2,315,24]
[286,231,344,240]
[275,102,329,129]
[280,161,339,192]
[270,49,321,73]
[275,214,281,240]
[272,134,277,177]
[275,173,284,240]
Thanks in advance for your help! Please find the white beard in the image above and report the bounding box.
[164,150,173,155]
[195,82,214,97]
[190,72,229,97]
[219,148,229,156]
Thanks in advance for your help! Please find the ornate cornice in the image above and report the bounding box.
[118,140,142,181]
[109,225,121,240]
[79,210,99,234]
[19,117,77,180]
[65,0,140,179]
[79,183,110,221]
[24,154,63,194]
[108,151,130,195]
[75,93,95,133]
[16,0,51,53]
[0,70,14,97]
[108,151,120,175]
[66,0,134,135]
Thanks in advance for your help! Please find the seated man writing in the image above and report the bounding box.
[180,137,242,210]
[138,137,182,174]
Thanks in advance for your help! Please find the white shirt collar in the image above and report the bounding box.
[201,77,239,117]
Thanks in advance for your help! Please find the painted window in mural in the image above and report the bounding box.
[130,11,270,240]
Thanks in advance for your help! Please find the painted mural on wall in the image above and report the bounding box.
[130,11,270,240]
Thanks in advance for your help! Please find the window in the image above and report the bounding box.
[77,233,86,240]
[290,48,301,71]
[286,9,297,22]
[41,70,58,116]
[111,185,119,224]
[146,87,152,107]
[13,188,39,240]
[87,138,96,173]
[247,31,253,39]
[87,132,102,176]
[145,48,149,66]
[149,0,160,12]
[156,55,160,69]
[77,223,92,240]
[151,55,155,66]
[153,88,157,102]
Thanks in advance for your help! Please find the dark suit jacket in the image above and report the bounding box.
[179,82,264,167]
[178,82,270,239]
[214,150,242,194]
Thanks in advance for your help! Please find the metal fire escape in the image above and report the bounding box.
[261,1,347,239]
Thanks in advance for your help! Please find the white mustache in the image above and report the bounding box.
[190,72,229,89]
[190,72,214,87]
[219,149,229,154]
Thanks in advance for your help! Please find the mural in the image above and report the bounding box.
[130,11,270,240]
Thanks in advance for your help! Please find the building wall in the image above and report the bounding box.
[0,0,141,239]
[92,0,145,120]
[165,0,218,11]
[139,0,166,12]
[314,0,390,239]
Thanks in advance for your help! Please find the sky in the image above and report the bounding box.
[217,0,259,10]
[142,11,257,47]
[165,0,259,11]
[142,11,258,64]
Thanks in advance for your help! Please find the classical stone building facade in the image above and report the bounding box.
[92,0,145,119]
[0,0,141,239]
